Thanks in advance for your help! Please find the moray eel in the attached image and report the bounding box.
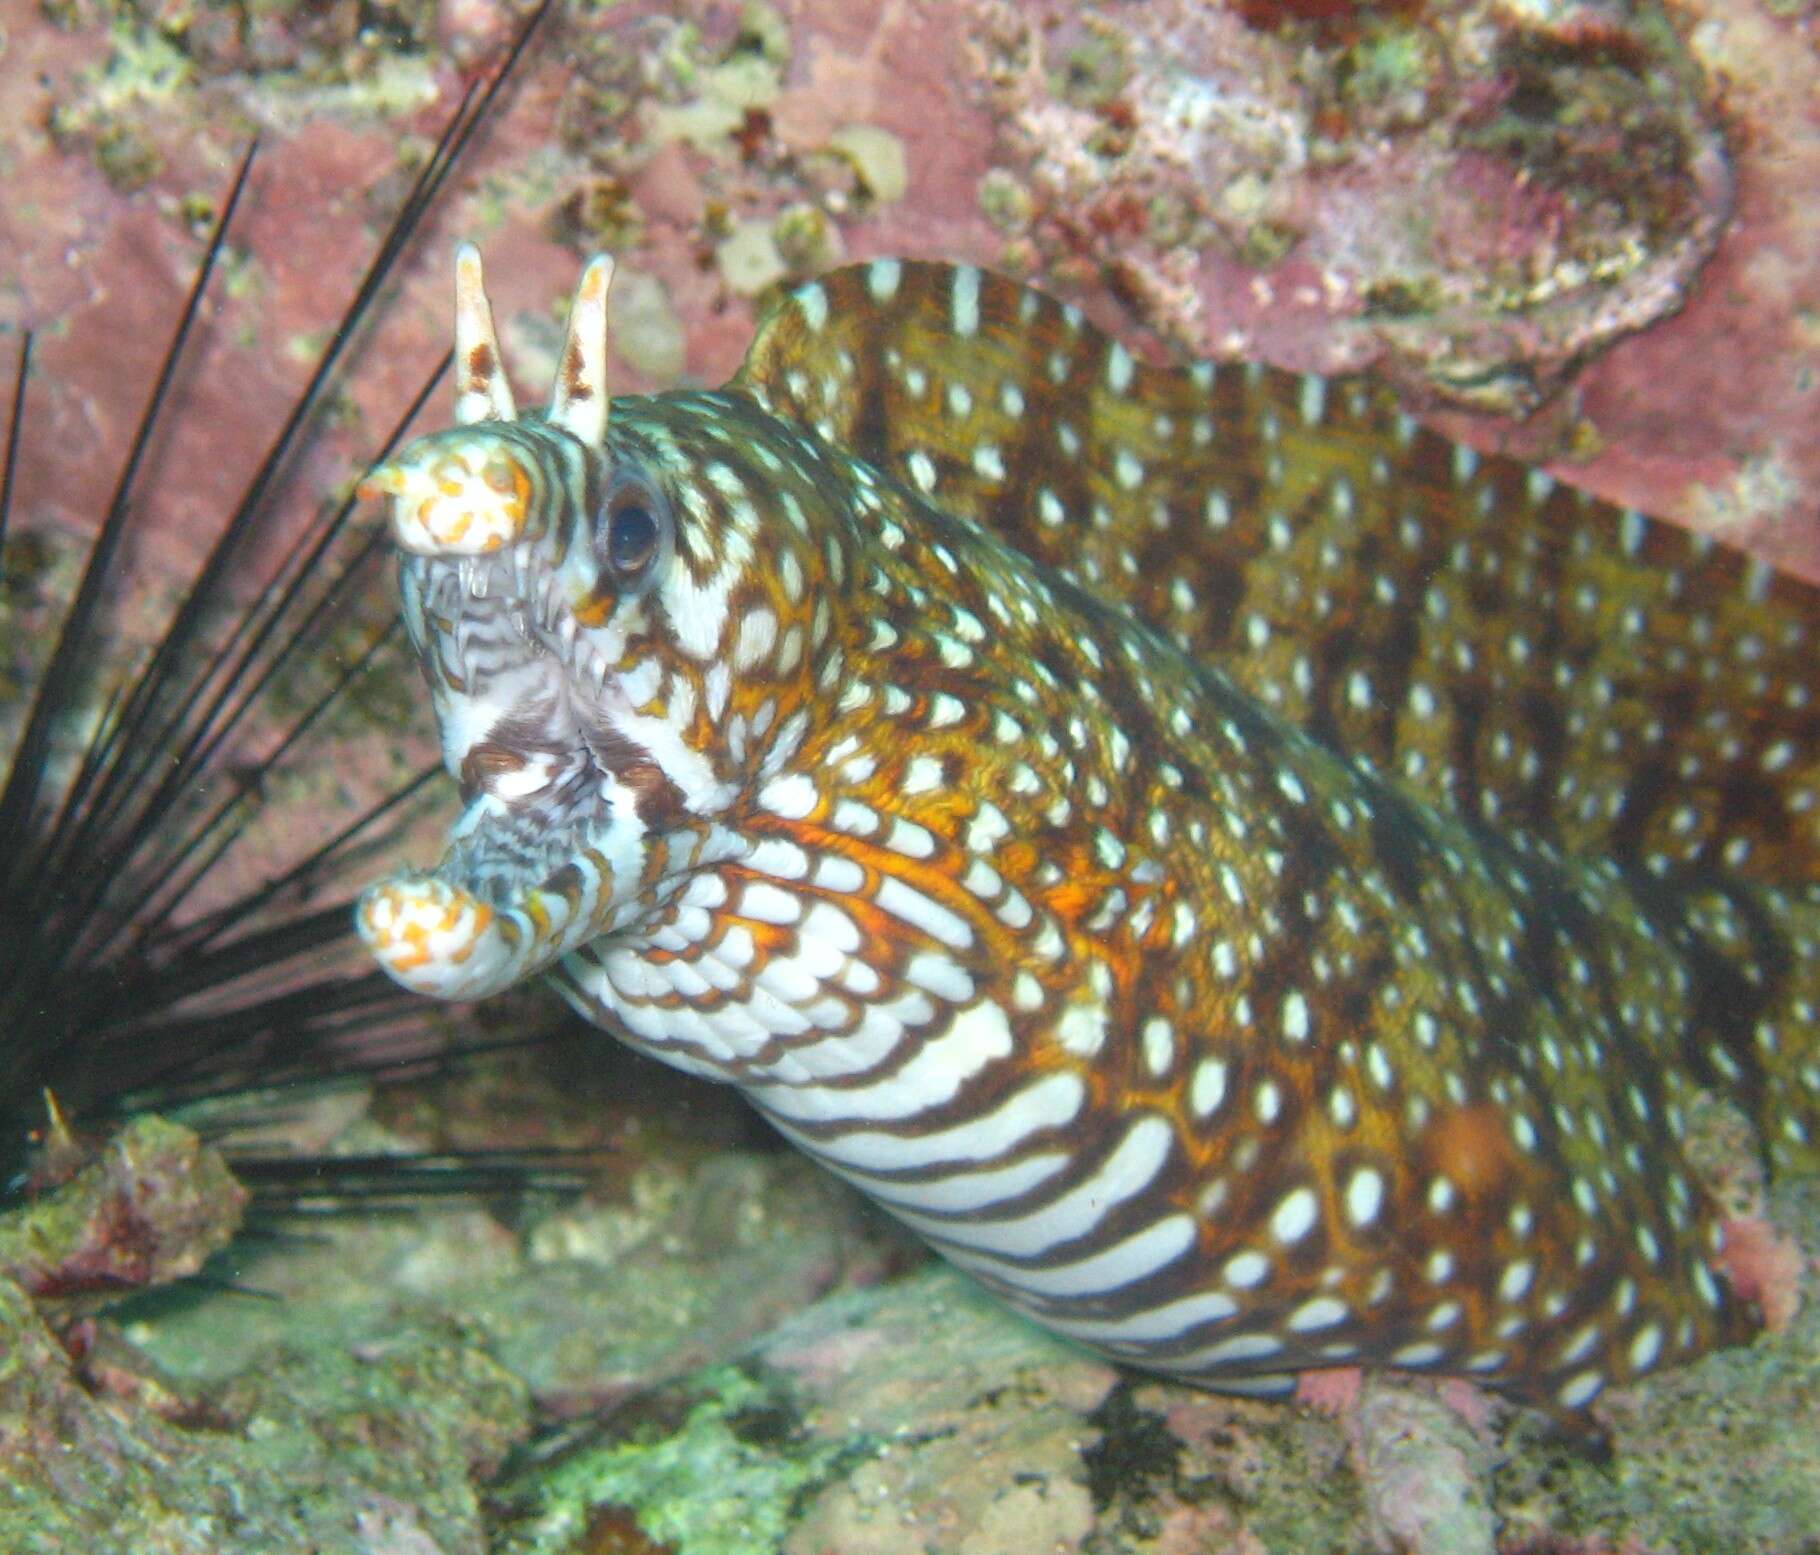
[358,247,1820,1426]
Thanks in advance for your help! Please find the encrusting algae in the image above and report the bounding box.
[357,246,1819,1434]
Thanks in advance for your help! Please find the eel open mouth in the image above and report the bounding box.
[357,244,644,1002]
[357,545,634,1002]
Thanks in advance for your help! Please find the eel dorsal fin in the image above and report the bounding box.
[735,258,1820,898]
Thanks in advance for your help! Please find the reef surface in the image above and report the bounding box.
[1,2,1818,1552]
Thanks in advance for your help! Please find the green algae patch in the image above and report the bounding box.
[716,220,789,297]
[0,1276,530,1555]
[0,1115,245,1304]
[609,269,689,383]
[826,125,908,206]
[494,1365,875,1555]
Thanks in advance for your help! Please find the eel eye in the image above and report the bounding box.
[608,502,658,573]
[596,470,671,590]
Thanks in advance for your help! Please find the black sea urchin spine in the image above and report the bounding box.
[0,1,585,1212]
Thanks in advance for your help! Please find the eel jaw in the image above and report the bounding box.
[357,822,618,1001]
[357,243,637,1004]
[357,873,513,1000]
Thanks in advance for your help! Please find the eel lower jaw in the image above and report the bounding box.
[358,773,623,1001]
[362,625,667,1001]
[358,840,617,1000]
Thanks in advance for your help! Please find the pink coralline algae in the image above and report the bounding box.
[969,0,1735,415]
[7,0,1816,574]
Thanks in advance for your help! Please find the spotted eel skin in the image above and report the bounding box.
[358,247,1820,1426]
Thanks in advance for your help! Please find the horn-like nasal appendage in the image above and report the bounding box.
[550,253,615,446]
[358,431,533,555]
[454,242,516,425]
[359,248,619,552]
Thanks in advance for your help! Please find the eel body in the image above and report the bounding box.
[358,248,1820,1423]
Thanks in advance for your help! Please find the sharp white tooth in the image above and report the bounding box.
[471,565,488,599]
[559,614,578,651]
[514,548,531,595]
